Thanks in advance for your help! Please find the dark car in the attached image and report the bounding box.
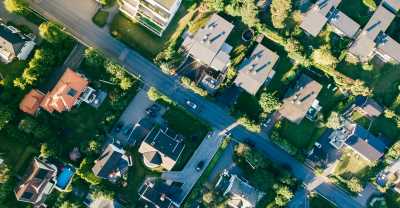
[195,161,205,171]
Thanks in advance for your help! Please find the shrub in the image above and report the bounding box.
[270,130,298,155]
[147,87,173,104]
[270,0,292,29]
[76,158,101,185]
[237,116,261,133]
[180,76,208,97]
[4,0,27,14]
[362,0,377,11]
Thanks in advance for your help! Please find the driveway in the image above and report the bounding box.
[288,187,309,208]
[207,140,236,184]
[161,131,223,204]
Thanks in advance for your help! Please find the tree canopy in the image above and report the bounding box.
[311,45,338,67]
[4,0,27,14]
[39,22,68,44]
[259,92,281,116]
[0,106,12,130]
[325,112,342,129]
[270,0,292,29]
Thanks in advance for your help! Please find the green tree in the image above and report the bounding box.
[40,143,55,159]
[274,185,294,206]
[87,140,101,154]
[240,0,259,27]
[203,0,225,12]
[270,0,292,29]
[0,163,10,184]
[91,187,115,201]
[0,106,12,130]
[39,22,68,44]
[347,177,363,193]
[385,141,400,165]
[4,0,27,14]
[311,45,338,67]
[325,112,341,129]
[98,0,112,6]
[362,0,377,11]
[258,92,281,116]
[18,117,37,134]
[76,158,101,185]
[84,48,105,69]
[59,201,80,208]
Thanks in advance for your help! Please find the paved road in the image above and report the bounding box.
[28,1,364,207]
[162,132,223,204]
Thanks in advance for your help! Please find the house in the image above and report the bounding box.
[279,74,323,124]
[128,118,154,145]
[182,14,234,73]
[40,68,96,113]
[234,43,279,95]
[300,0,360,38]
[92,144,132,181]
[0,23,35,63]
[215,170,263,208]
[19,89,45,116]
[14,157,57,205]
[138,126,185,171]
[118,0,182,36]
[352,96,383,118]
[348,1,400,63]
[329,122,387,162]
[138,179,182,208]
[307,129,342,171]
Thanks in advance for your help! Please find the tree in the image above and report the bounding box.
[258,92,281,116]
[0,163,10,184]
[203,0,225,12]
[91,188,115,201]
[59,201,80,208]
[4,0,27,14]
[384,109,396,119]
[98,0,112,6]
[326,112,342,129]
[0,106,12,130]
[274,185,294,206]
[270,0,292,29]
[40,143,55,159]
[347,177,363,193]
[39,22,68,44]
[18,117,38,134]
[240,0,260,27]
[87,140,101,154]
[84,48,105,69]
[385,141,400,165]
[362,0,377,11]
[311,45,338,67]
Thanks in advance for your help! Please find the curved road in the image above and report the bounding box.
[28,0,363,207]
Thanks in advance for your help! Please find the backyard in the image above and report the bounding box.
[337,0,374,26]
[352,115,400,142]
[310,194,337,208]
[110,3,196,60]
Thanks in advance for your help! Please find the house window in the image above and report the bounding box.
[68,89,77,97]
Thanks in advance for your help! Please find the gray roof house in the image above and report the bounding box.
[0,23,35,63]
[15,157,57,206]
[182,14,234,72]
[279,74,323,124]
[348,1,400,63]
[329,122,387,162]
[92,144,132,181]
[216,170,263,208]
[138,126,185,171]
[352,96,384,118]
[138,179,182,208]
[234,43,279,95]
[300,0,360,38]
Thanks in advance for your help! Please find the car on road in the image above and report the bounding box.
[186,100,198,110]
[195,161,205,171]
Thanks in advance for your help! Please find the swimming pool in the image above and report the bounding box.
[56,165,75,190]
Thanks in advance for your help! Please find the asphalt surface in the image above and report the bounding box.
[28,0,364,207]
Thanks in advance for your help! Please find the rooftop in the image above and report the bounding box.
[138,126,185,171]
[329,10,361,38]
[19,89,45,116]
[40,68,89,113]
[182,14,234,72]
[151,0,181,11]
[92,144,130,180]
[279,74,323,124]
[234,44,279,95]
[0,23,26,59]
[138,179,181,208]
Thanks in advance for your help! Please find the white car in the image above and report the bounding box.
[186,100,198,110]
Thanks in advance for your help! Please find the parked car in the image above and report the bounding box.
[195,161,205,171]
[186,100,198,110]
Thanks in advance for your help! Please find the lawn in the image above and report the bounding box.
[233,91,262,122]
[310,194,337,208]
[110,4,196,59]
[336,62,400,107]
[317,87,347,117]
[334,148,370,176]
[0,60,28,87]
[387,17,400,43]
[278,119,326,150]
[92,10,109,28]
[163,105,210,170]
[353,115,400,142]
[337,0,374,26]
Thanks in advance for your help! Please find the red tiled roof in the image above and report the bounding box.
[40,68,88,113]
[19,89,45,116]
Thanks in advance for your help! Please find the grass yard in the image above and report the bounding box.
[336,62,400,107]
[278,119,326,150]
[233,91,262,122]
[92,10,109,28]
[334,148,370,176]
[317,87,347,117]
[0,60,28,87]
[110,4,196,59]
[337,0,374,26]
[163,106,210,170]
[310,194,337,208]
[353,115,400,142]
[387,17,400,43]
